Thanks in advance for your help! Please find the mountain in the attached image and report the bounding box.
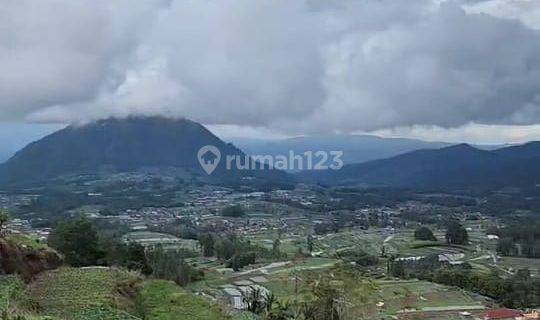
[0,117,287,187]
[301,142,540,190]
[231,135,450,167]
[0,123,64,164]
[231,134,505,169]
[0,151,10,164]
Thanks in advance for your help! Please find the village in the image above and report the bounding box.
[1,184,538,320]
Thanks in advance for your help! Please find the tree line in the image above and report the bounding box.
[389,255,539,309]
[48,217,202,286]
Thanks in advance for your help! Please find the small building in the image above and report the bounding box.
[222,288,245,309]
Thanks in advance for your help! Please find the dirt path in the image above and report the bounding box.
[235,261,291,276]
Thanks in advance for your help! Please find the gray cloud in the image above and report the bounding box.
[0,0,167,119]
[2,0,540,135]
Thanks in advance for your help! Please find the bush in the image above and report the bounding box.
[414,226,437,241]
[147,246,203,286]
[445,220,469,245]
[336,248,379,266]
[220,205,245,217]
[48,217,105,267]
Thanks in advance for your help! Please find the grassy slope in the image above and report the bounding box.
[4,267,228,320]
[25,267,140,318]
[137,280,226,320]
[0,275,25,311]
[5,234,48,250]
[0,275,60,320]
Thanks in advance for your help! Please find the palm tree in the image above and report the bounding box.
[243,287,265,315]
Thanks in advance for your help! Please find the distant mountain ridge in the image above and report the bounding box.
[0,117,286,186]
[300,142,540,190]
[1,116,535,191]
[231,134,504,168]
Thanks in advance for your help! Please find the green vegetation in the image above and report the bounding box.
[148,246,202,286]
[0,210,9,235]
[0,234,61,282]
[495,220,539,258]
[445,220,469,245]
[0,275,25,311]
[105,241,153,276]
[221,205,245,218]
[48,217,105,267]
[389,257,539,309]
[5,234,47,250]
[199,233,274,271]
[136,280,225,320]
[25,267,140,318]
[414,226,437,241]
[336,248,379,267]
[2,182,539,319]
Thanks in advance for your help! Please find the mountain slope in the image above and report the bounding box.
[0,117,286,186]
[231,134,506,169]
[0,123,64,164]
[302,142,540,190]
[231,134,451,167]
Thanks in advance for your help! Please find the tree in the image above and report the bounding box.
[515,268,530,280]
[214,237,235,261]
[0,210,9,236]
[311,279,341,320]
[48,217,105,267]
[390,260,406,278]
[198,233,215,257]
[272,239,281,258]
[336,248,378,266]
[221,205,245,217]
[123,242,152,275]
[414,226,437,241]
[497,237,516,256]
[243,287,266,315]
[445,221,469,245]
[307,234,314,253]
[368,211,378,227]
[228,252,256,271]
[148,245,203,286]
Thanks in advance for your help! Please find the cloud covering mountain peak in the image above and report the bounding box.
[2,0,540,135]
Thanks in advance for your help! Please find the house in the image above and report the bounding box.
[222,287,245,309]
[483,308,524,320]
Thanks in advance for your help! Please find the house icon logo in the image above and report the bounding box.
[197,145,221,175]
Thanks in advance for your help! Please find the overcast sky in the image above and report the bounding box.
[1,0,540,145]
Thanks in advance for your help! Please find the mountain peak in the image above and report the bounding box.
[74,116,196,129]
[443,143,477,151]
[0,117,285,186]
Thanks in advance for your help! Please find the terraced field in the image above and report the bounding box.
[137,280,226,320]
[123,231,199,250]
[25,267,141,318]
[2,267,229,320]
[373,280,485,315]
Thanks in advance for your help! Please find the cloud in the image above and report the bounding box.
[463,0,540,29]
[291,1,540,133]
[2,0,540,135]
[372,123,540,145]
[0,0,169,120]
